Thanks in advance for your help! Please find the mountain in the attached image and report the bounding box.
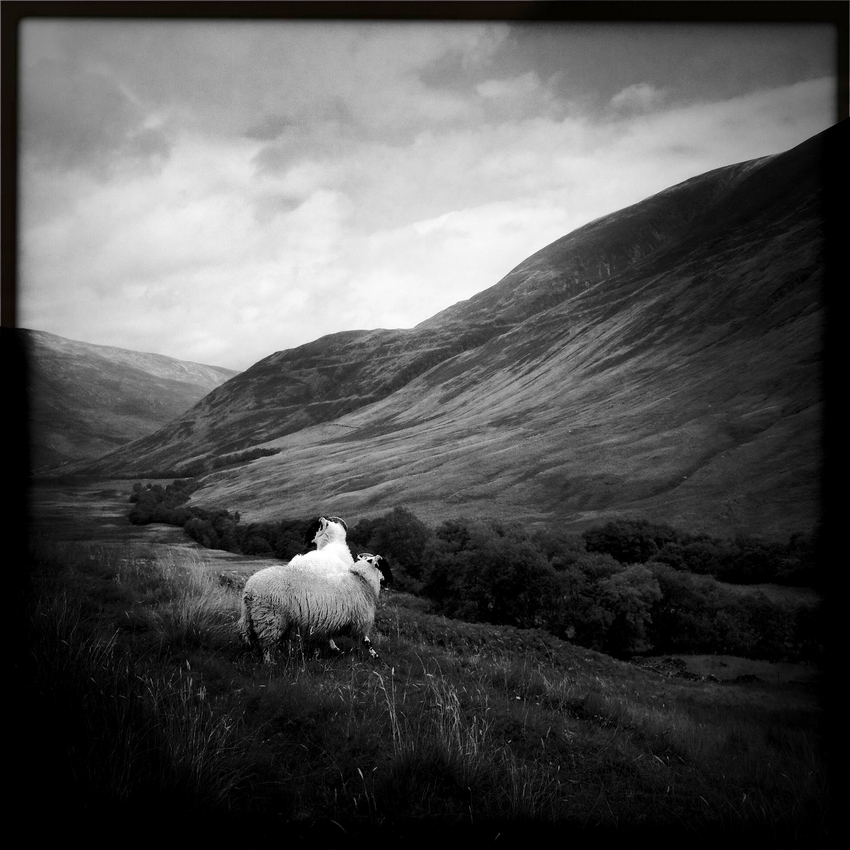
[21,329,239,469]
[82,121,844,538]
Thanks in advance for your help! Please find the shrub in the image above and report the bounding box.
[422,520,558,629]
[597,564,662,656]
[349,506,433,591]
[184,518,220,550]
[364,507,431,575]
[582,518,679,565]
[646,562,737,653]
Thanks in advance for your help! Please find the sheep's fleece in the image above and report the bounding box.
[238,555,390,658]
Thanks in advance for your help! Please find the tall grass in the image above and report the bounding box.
[370,667,490,820]
[116,547,240,649]
[23,538,831,841]
[23,542,253,825]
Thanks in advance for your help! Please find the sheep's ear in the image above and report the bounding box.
[303,518,322,546]
[377,557,393,586]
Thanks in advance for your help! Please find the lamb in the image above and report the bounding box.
[285,515,354,574]
[238,551,393,660]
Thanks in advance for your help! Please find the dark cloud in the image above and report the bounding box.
[18,20,838,372]
[123,126,172,166]
[507,22,835,111]
[252,193,305,224]
[21,58,172,177]
[245,114,293,141]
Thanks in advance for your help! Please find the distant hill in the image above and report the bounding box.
[81,121,844,538]
[21,329,238,469]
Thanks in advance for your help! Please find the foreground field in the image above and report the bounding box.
[20,480,835,843]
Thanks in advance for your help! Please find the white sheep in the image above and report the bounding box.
[237,551,393,660]
[285,515,354,573]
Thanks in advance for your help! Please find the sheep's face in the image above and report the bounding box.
[306,515,349,549]
[356,553,393,587]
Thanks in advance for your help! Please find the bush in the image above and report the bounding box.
[126,484,819,661]
[716,537,786,584]
[423,520,558,629]
[583,519,679,565]
[126,481,309,560]
[349,506,433,592]
[184,518,220,550]
[597,564,662,657]
[646,563,725,653]
[581,517,821,588]
[128,480,196,525]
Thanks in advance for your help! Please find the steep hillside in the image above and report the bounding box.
[83,121,843,537]
[84,154,774,473]
[22,329,238,469]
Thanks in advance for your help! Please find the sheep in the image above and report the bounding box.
[355,552,392,576]
[285,515,354,574]
[238,551,392,661]
[323,553,393,653]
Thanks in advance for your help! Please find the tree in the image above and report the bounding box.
[184,517,220,550]
[363,506,432,580]
[597,564,662,656]
[422,520,557,629]
[583,518,679,565]
[535,529,587,571]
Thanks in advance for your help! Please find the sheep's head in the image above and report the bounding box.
[304,515,349,549]
[356,552,393,587]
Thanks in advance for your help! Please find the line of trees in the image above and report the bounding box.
[421,520,822,662]
[128,480,304,560]
[581,518,819,587]
[127,485,823,662]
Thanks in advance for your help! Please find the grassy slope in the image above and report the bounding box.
[21,497,835,844]
[22,328,239,469]
[79,125,839,540]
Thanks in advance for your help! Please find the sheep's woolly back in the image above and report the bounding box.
[287,539,353,573]
[239,562,382,654]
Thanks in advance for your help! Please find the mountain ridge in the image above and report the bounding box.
[77,121,843,537]
[22,328,239,469]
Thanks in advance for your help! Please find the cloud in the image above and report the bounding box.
[477,71,541,99]
[21,57,173,176]
[17,20,838,372]
[610,82,667,113]
[610,77,837,171]
[245,114,294,141]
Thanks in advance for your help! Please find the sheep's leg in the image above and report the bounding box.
[328,638,342,653]
[362,636,379,659]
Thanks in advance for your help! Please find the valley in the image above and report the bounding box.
[71,122,841,540]
[21,475,832,841]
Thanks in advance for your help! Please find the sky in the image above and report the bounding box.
[16,13,839,372]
